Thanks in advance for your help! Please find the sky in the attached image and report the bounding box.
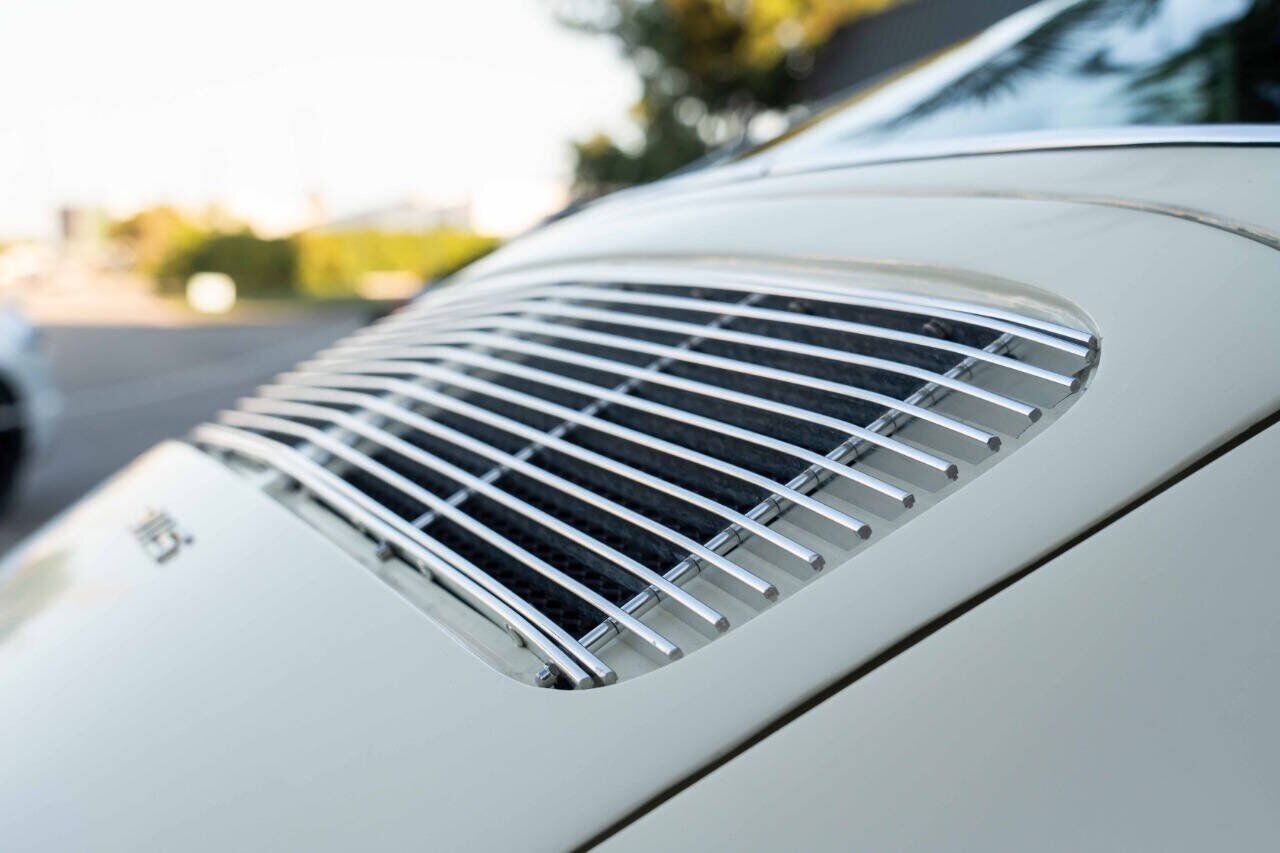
[0,0,639,238]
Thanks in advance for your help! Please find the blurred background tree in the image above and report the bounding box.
[292,229,498,297]
[158,231,297,297]
[108,206,497,299]
[554,0,903,197]
[108,206,209,279]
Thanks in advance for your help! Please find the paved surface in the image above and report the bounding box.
[0,308,371,556]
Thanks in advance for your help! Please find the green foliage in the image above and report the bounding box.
[572,118,705,193]
[109,206,208,278]
[556,0,902,196]
[159,231,297,296]
[293,229,498,297]
[113,202,499,299]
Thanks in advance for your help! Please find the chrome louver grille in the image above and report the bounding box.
[194,270,1096,689]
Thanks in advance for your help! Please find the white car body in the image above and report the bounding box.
[3,0,1280,845]
[0,131,1276,851]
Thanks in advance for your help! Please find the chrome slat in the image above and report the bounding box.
[249,386,731,634]
[275,370,781,602]
[409,265,1097,354]
[355,303,1040,422]
[387,284,1080,391]
[191,423,606,688]
[315,335,958,478]
[285,366,778,596]
[335,318,1004,448]
[286,358,824,573]
[273,375,778,597]
[215,408,682,662]
[313,346,912,505]
[310,359,872,539]
[576,328,1028,661]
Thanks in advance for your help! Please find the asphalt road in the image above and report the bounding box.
[0,309,370,556]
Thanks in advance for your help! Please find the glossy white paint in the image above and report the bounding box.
[0,143,1277,849]
[585,125,1280,225]
[605,421,1280,851]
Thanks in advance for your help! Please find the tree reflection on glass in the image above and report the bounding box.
[868,0,1279,142]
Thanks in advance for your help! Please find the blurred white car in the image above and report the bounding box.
[1,1,1278,850]
[0,305,58,511]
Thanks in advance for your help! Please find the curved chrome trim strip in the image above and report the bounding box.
[336,320,1003,448]
[252,385,730,633]
[761,125,1280,180]
[222,404,682,662]
[273,370,778,602]
[556,127,1280,252]
[316,335,957,478]
[192,423,604,688]
[292,356,824,572]
[587,125,1280,216]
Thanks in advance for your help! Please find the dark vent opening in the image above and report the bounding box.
[512,354,630,391]
[399,424,497,479]
[366,445,466,502]
[593,401,805,485]
[563,426,769,520]
[623,283,749,304]
[631,381,849,456]
[574,300,730,326]
[433,409,531,456]
[661,360,893,429]
[566,319,692,348]
[499,469,689,575]
[691,338,932,404]
[755,295,1001,350]
[719,315,971,376]
[436,493,645,605]
[455,388,564,433]
[342,466,429,521]
[483,372,594,411]
[426,514,609,639]
[528,444,724,545]
[540,337,660,369]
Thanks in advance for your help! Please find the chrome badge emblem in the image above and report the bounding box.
[130,509,193,564]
